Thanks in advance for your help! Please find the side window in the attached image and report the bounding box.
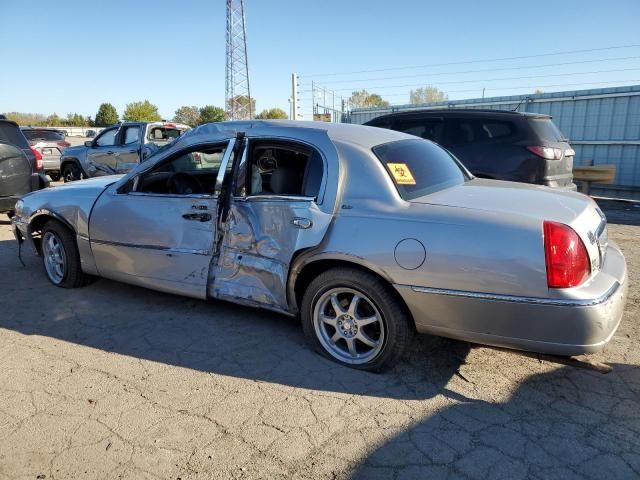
[480,121,515,140]
[95,128,117,147]
[394,119,445,144]
[123,126,140,145]
[448,119,475,145]
[136,144,230,195]
[235,141,322,199]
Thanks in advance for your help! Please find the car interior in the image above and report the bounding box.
[136,146,227,195]
[236,142,323,198]
[133,140,323,199]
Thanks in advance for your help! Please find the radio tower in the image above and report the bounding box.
[225,0,252,120]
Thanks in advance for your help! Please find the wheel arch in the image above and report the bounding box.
[60,157,87,178]
[28,210,76,254]
[288,253,416,329]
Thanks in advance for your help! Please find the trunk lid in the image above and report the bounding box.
[412,178,606,273]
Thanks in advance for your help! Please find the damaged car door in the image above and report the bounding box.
[88,139,236,298]
[211,136,333,310]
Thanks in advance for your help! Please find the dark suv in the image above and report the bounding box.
[365,109,576,190]
[0,117,49,216]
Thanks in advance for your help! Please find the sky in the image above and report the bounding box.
[1,0,640,121]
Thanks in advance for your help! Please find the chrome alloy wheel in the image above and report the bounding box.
[42,231,67,284]
[313,287,385,364]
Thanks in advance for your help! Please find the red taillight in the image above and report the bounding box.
[543,221,590,288]
[30,147,43,170]
[527,145,563,160]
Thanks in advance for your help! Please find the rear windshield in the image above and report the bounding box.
[147,127,186,143]
[529,118,566,142]
[0,123,29,148]
[373,138,469,200]
[22,130,64,141]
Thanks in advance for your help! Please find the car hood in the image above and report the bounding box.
[50,175,124,192]
[411,178,595,225]
[62,144,86,155]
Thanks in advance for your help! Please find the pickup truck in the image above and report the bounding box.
[59,121,190,181]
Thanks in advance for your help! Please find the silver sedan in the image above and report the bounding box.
[11,121,628,371]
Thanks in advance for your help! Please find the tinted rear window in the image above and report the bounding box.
[373,139,469,200]
[449,118,516,145]
[0,123,29,148]
[22,130,64,141]
[529,118,566,142]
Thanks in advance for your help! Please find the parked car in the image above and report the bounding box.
[59,121,190,182]
[12,121,626,371]
[0,119,49,216]
[21,128,71,181]
[365,109,577,190]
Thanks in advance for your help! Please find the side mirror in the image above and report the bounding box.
[84,140,93,147]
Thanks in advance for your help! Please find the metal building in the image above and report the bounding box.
[347,85,640,199]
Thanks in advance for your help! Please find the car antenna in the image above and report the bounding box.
[512,98,525,112]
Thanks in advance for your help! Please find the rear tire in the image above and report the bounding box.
[49,172,61,181]
[62,164,81,182]
[301,267,413,372]
[41,220,94,288]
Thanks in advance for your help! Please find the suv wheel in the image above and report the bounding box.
[62,164,81,182]
[301,267,413,372]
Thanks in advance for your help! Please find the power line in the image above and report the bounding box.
[300,67,640,93]
[298,44,640,78]
[301,55,640,85]
[341,79,640,99]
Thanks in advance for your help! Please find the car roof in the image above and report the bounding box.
[183,120,413,149]
[367,108,551,123]
[0,118,20,128]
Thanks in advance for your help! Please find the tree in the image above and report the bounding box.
[46,113,61,126]
[534,89,544,95]
[409,86,448,104]
[123,100,161,122]
[349,90,390,109]
[95,103,119,126]
[225,95,256,119]
[64,113,87,126]
[255,107,288,120]
[198,105,226,124]
[173,106,201,126]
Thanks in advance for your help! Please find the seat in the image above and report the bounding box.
[270,167,301,195]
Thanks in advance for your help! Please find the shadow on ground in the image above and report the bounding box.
[0,238,470,401]
[350,363,640,480]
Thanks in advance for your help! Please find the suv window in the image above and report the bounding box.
[0,122,29,148]
[95,128,117,147]
[449,118,515,145]
[373,138,469,200]
[22,130,64,142]
[394,118,445,144]
[529,117,566,142]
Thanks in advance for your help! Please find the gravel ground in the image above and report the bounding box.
[0,200,638,480]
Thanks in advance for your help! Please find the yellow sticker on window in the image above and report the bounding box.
[387,163,416,185]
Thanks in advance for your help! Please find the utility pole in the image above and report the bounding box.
[226,0,252,120]
[291,73,299,120]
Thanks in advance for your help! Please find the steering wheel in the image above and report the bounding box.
[166,172,203,195]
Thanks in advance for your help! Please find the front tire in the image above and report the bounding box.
[41,220,93,288]
[301,267,413,372]
[62,163,81,182]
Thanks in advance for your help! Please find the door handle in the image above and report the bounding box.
[106,151,114,155]
[291,217,312,229]
[128,149,136,153]
[182,212,212,222]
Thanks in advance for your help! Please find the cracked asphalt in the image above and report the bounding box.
[0,199,638,480]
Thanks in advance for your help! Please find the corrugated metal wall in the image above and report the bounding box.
[347,85,640,199]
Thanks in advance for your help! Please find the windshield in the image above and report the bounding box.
[373,138,470,200]
[22,130,64,142]
[530,117,567,142]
